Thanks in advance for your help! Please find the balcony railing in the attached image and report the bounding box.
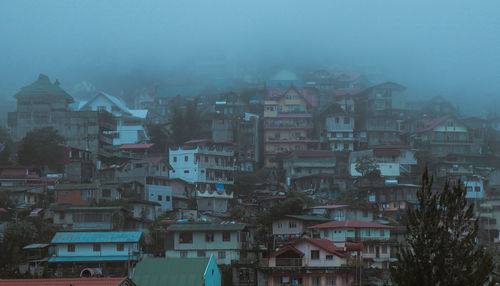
[275,258,303,267]
[430,139,472,144]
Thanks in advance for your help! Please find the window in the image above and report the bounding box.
[184,156,188,162]
[173,157,177,162]
[179,232,193,244]
[93,244,101,252]
[289,221,297,228]
[222,232,231,242]
[335,117,339,124]
[382,245,388,254]
[344,117,350,124]
[180,251,188,258]
[311,250,320,260]
[380,229,385,236]
[326,277,337,285]
[184,170,189,173]
[277,222,283,229]
[102,189,111,197]
[206,232,214,242]
[67,244,75,252]
[116,243,124,251]
[157,195,162,201]
[166,196,171,202]
[326,255,334,260]
[475,186,481,192]
[366,229,371,236]
[312,277,321,286]
[97,106,107,112]
[218,251,226,259]
[197,250,206,257]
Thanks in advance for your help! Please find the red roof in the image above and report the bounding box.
[295,238,349,258]
[0,278,129,286]
[412,115,450,134]
[270,245,305,258]
[266,87,318,107]
[309,220,394,229]
[119,143,155,150]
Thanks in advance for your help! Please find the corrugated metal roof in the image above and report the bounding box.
[48,256,134,262]
[51,232,142,244]
[23,243,50,249]
[166,223,246,232]
[0,278,131,286]
[54,183,98,190]
[133,258,208,286]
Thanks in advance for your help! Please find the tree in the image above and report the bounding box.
[18,127,65,172]
[355,155,381,179]
[391,168,494,285]
[146,123,171,152]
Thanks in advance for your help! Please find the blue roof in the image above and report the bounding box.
[156,85,205,98]
[48,256,137,263]
[51,232,142,244]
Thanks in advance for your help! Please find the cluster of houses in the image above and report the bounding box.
[1,69,499,285]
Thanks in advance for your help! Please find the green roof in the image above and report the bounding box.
[14,74,73,102]
[285,215,331,221]
[166,223,246,232]
[133,257,208,286]
[54,183,98,190]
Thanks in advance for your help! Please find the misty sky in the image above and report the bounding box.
[1,0,500,113]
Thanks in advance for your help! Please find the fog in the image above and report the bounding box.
[1,0,500,114]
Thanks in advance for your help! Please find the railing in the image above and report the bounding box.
[430,139,472,144]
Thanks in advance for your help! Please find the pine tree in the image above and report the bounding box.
[391,168,494,285]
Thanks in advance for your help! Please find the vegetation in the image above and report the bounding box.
[391,168,494,285]
[355,155,381,179]
[0,127,13,165]
[18,127,65,172]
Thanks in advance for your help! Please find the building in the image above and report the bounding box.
[49,231,143,277]
[282,150,336,192]
[236,113,261,172]
[165,223,252,265]
[169,139,235,213]
[309,205,375,222]
[54,184,99,206]
[360,82,406,115]
[132,257,221,286]
[309,220,395,269]
[0,186,44,209]
[0,165,40,187]
[60,146,93,183]
[0,278,136,286]
[8,74,117,161]
[261,238,355,286]
[264,87,319,167]
[272,215,330,246]
[52,206,130,231]
[323,105,356,152]
[78,91,149,145]
[411,115,472,157]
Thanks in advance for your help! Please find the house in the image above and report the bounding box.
[52,206,130,231]
[132,256,221,286]
[360,82,406,115]
[349,150,400,178]
[411,115,472,157]
[309,205,375,222]
[119,144,156,159]
[78,91,149,145]
[49,231,143,277]
[464,175,486,199]
[165,223,252,265]
[332,89,362,112]
[236,113,261,172]
[281,150,336,192]
[60,146,93,183]
[0,166,40,187]
[20,243,53,276]
[272,215,330,245]
[358,183,420,212]
[0,186,44,208]
[264,87,319,167]
[54,183,99,206]
[8,74,117,161]
[169,139,235,213]
[478,199,500,246]
[0,278,136,286]
[261,238,356,286]
[322,104,356,152]
[128,200,160,232]
[309,220,395,269]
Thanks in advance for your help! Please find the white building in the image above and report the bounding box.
[169,139,234,213]
[77,91,149,145]
[325,114,355,151]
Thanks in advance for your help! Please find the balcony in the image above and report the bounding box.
[99,133,114,145]
[430,139,472,145]
[258,258,303,267]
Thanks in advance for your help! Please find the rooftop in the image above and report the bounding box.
[166,222,246,232]
[119,143,155,150]
[309,220,394,229]
[51,231,142,244]
[133,257,210,286]
[54,183,98,190]
[284,215,331,222]
[13,74,73,102]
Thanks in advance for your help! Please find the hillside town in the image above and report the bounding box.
[0,68,499,286]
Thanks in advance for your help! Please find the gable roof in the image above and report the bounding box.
[81,92,131,115]
[133,257,209,286]
[270,245,305,258]
[309,220,394,229]
[295,238,349,258]
[266,86,318,107]
[0,278,134,286]
[51,231,142,244]
[412,115,451,134]
[13,74,73,102]
[166,223,246,232]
